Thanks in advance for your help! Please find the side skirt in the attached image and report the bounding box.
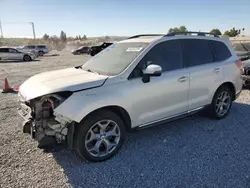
[134,106,204,130]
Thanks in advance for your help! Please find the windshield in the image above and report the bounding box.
[77,46,84,49]
[242,43,250,51]
[81,42,148,75]
[232,42,249,52]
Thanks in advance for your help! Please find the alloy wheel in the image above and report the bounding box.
[215,91,231,117]
[85,119,121,157]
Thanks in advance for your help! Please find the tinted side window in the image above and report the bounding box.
[183,39,213,67]
[210,41,231,61]
[8,48,18,53]
[27,45,35,49]
[37,45,46,48]
[141,40,183,72]
[0,48,9,52]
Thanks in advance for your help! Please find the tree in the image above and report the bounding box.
[223,27,241,37]
[60,31,67,42]
[83,34,87,40]
[50,35,60,44]
[168,25,188,33]
[210,29,222,35]
[42,33,49,40]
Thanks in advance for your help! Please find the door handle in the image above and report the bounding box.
[178,76,188,82]
[213,68,221,73]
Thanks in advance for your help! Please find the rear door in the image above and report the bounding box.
[182,39,224,110]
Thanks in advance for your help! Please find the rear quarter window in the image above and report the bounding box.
[210,41,232,61]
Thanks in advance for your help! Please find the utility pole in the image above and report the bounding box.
[0,20,3,38]
[29,22,36,39]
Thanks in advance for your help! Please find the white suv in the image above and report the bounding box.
[18,32,242,162]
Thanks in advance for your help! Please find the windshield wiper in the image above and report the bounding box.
[87,69,100,75]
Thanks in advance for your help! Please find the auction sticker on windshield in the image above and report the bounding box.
[126,47,143,52]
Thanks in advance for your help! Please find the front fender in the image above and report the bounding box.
[54,84,134,124]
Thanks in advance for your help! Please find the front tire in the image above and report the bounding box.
[75,110,126,162]
[23,55,31,61]
[208,86,233,119]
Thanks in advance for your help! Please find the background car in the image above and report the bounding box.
[88,42,113,56]
[18,45,49,56]
[232,42,250,61]
[71,46,89,55]
[0,47,37,61]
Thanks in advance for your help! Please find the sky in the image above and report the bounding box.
[0,0,249,38]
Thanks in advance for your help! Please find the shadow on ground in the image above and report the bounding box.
[52,102,250,187]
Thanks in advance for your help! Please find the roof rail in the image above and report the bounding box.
[165,31,219,38]
[128,34,164,39]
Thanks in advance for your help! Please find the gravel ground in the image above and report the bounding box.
[1,52,250,188]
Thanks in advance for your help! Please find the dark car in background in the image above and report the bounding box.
[88,42,113,56]
[233,42,250,86]
[71,46,90,55]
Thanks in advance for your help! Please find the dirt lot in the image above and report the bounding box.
[1,52,250,188]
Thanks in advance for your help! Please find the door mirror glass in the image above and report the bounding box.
[143,64,162,77]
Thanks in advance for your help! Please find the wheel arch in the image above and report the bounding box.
[69,105,132,149]
[77,105,132,132]
[215,82,236,100]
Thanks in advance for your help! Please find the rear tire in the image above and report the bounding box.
[207,86,233,119]
[38,51,44,56]
[23,55,31,61]
[75,110,126,162]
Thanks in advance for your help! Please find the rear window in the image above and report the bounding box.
[210,41,232,61]
[182,39,214,67]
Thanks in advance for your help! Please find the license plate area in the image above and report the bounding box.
[18,103,32,120]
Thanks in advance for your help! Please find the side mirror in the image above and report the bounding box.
[142,64,162,83]
[143,64,162,77]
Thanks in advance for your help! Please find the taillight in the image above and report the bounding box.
[235,60,243,70]
[235,60,244,74]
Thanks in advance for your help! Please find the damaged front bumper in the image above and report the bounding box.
[17,99,73,148]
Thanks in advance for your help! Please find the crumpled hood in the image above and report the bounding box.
[19,67,108,101]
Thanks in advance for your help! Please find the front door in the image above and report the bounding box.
[130,39,190,126]
[8,48,23,60]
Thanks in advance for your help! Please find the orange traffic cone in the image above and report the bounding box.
[1,78,19,93]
